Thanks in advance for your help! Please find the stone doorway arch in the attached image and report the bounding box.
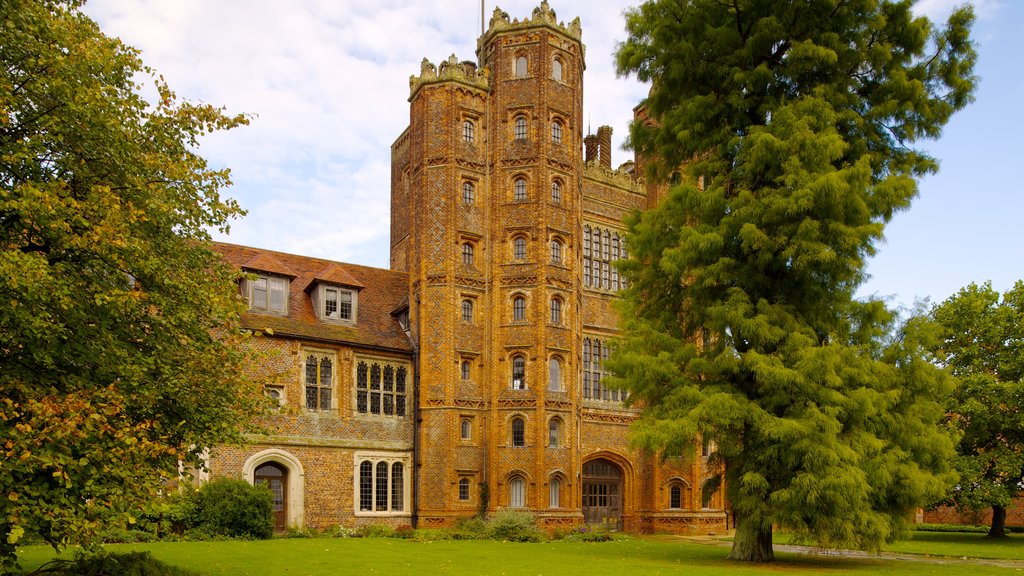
[582,457,624,530]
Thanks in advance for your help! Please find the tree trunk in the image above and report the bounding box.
[987,504,1007,538]
[728,515,774,562]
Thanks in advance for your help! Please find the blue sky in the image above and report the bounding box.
[82,0,1019,309]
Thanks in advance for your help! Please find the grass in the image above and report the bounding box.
[883,531,1024,560]
[14,535,1024,576]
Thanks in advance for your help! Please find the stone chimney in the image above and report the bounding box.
[597,125,612,168]
[584,134,599,163]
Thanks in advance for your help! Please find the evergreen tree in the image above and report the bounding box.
[0,0,264,569]
[931,281,1024,539]
[611,0,976,561]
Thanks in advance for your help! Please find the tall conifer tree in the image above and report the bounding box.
[612,0,976,561]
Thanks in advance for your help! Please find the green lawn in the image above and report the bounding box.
[882,531,1024,560]
[15,536,1024,576]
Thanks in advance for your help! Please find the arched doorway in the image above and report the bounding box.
[254,462,288,531]
[582,458,623,530]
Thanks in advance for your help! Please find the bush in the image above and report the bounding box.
[914,523,988,533]
[486,509,544,543]
[562,524,615,542]
[449,517,489,540]
[32,551,198,576]
[187,478,273,539]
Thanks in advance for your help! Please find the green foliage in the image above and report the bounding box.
[186,479,273,540]
[930,281,1024,537]
[449,517,489,540]
[485,510,544,543]
[612,0,976,562]
[0,0,264,570]
[913,523,987,534]
[30,551,198,576]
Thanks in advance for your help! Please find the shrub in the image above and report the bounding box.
[487,509,544,543]
[449,517,489,540]
[187,478,273,539]
[32,551,198,576]
[914,523,988,533]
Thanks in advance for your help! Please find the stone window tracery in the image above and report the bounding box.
[356,359,408,417]
[304,351,333,411]
[582,337,626,402]
[583,225,628,291]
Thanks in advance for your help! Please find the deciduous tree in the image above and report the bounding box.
[931,281,1024,539]
[612,0,976,561]
[0,0,263,569]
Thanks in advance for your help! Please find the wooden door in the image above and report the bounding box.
[254,462,288,531]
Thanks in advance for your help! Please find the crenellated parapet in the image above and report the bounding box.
[482,1,582,46]
[583,160,645,194]
[409,54,489,100]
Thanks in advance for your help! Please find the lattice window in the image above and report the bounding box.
[357,457,407,514]
[511,356,526,390]
[514,117,527,140]
[513,177,527,200]
[304,352,333,411]
[511,417,525,447]
[582,338,626,402]
[458,477,471,501]
[583,225,628,291]
[356,360,408,417]
[463,181,475,204]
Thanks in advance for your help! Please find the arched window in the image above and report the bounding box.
[551,120,562,145]
[514,56,528,78]
[461,360,471,380]
[512,295,526,321]
[462,242,474,265]
[552,57,563,81]
[550,297,562,325]
[549,477,561,508]
[511,356,526,389]
[509,476,526,507]
[548,416,562,446]
[462,181,474,205]
[669,484,683,509]
[463,119,474,143]
[548,357,561,391]
[513,177,527,201]
[459,477,471,501]
[460,418,472,440]
[514,116,527,140]
[551,180,561,204]
[391,462,404,511]
[511,417,525,446]
[513,237,526,260]
[550,239,562,264]
[461,299,473,323]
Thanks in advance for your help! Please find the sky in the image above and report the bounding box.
[82,0,1021,310]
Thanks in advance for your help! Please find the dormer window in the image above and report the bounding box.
[246,274,289,314]
[311,284,358,324]
[323,286,353,321]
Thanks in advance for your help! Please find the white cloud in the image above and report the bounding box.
[83,0,646,268]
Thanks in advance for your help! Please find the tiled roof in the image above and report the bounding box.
[305,263,365,292]
[213,242,412,353]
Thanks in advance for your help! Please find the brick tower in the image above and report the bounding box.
[391,2,584,528]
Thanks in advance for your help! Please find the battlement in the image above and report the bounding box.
[408,55,489,100]
[482,1,582,43]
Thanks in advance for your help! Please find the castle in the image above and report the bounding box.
[209,2,727,535]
